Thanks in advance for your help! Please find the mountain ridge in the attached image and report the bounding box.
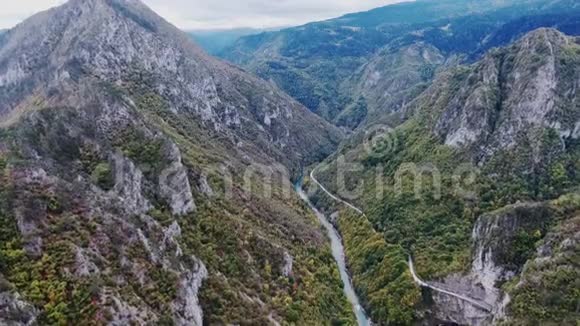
[0,0,343,170]
[0,0,354,324]
[309,27,580,325]
[0,1,578,325]
[224,0,580,128]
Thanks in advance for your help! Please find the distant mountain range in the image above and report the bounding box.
[187,28,269,55]
[223,0,580,128]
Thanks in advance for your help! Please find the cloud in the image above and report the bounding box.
[1,0,66,28]
[0,0,409,30]
[147,0,409,30]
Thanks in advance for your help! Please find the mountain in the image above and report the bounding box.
[188,28,268,55]
[336,42,448,128]
[0,0,342,170]
[308,28,580,325]
[0,0,352,324]
[472,11,580,57]
[224,0,580,128]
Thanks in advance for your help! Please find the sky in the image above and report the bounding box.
[0,0,410,30]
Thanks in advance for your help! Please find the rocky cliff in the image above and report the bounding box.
[426,203,554,325]
[0,0,342,170]
[417,29,580,326]
[337,42,448,128]
[420,29,580,157]
[0,0,353,324]
[312,28,580,325]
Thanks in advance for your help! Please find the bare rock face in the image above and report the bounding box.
[339,42,446,127]
[172,258,208,326]
[159,143,195,216]
[0,0,344,324]
[414,28,580,161]
[0,276,38,326]
[429,291,492,326]
[196,173,214,197]
[101,289,156,326]
[0,0,342,170]
[112,152,152,215]
[281,251,294,277]
[428,203,555,325]
[434,53,501,148]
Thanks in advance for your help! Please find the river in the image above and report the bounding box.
[295,182,372,326]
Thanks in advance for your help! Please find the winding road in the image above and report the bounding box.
[309,168,493,313]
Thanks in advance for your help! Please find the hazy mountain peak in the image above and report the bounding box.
[0,0,342,167]
[515,27,571,50]
[409,27,580,157]
[0,0,347,323]
[65,0,152,14]
[0,0,205,64]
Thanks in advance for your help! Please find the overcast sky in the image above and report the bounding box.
[0,0,410,30]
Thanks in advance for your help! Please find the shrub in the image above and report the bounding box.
[91,162,115,190]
